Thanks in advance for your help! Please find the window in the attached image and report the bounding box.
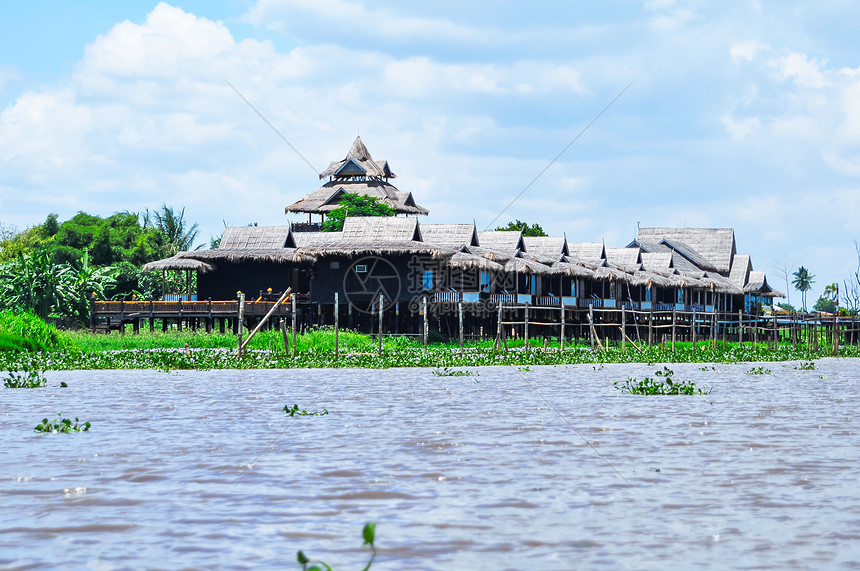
[423,270,434,290]
[645,288,652,301]
[355,264,368,273]
[330,261,340,269]
[480,271,490,291]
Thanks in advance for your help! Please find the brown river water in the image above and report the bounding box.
[1,359,859,570]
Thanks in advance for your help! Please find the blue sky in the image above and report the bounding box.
[2,0,860,304]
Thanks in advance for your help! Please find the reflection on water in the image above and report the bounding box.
[1,360,859,569]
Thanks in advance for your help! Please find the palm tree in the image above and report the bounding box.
[146,205,200,255]
[792,266,815,312]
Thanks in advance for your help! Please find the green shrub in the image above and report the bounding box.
[0,311,63,351]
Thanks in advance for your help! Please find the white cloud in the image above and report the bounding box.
[243,0,488,44]
[730,40,769,62]
[769,51,825,88]
[721,115,761,140]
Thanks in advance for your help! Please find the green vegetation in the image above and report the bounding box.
[494,219,547,237]
[321,194,395,232]
[792,266,815,312]
[795,361,816,370]
[0,206,204,325]
[0,311,64,352]
[34,414,91,433]
[4,367,47,388]
[297,523,376,571]
[614,366,710,395]
[284,404,329,417]
[432,367,477,377]
[746,366,772,375]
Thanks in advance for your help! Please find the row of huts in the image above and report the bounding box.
[137,136,783,334]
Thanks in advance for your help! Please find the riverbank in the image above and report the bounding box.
[2,342,856,371]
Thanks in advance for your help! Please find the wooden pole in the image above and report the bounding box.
[422,296,428,352]
[458,300,464,355]
[691,309,696,349]
[281,321,289,353]
[711,309,717,348]
[648,307,654,347]
[239,288,292,354]
[237,292,245,356]
[291,294,297,357]
[334,292,339,360]
[773,312,779,350]
[621,306,626,353]
[560,305,566,351]
[738,309,743,348]
[524,302,530,352]
[494,303,503,351]
[588,306,596,351]
[378,293,383,356]
[671,307,677,353]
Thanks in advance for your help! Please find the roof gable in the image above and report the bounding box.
[567,241,605,261]
[341,216,422,242]
[220,226,294,249]
[477,231,526,254]
[523,236,569,258]
[421,223,480,249]
[637,227,736,274]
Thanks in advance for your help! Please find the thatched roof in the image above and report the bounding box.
[296,240,450,259]
[220,226,296,249]
[637,227,736,274]
[635,240,708,275]
[744,270,785,298]
[319,136,396,180]
[468,245,513,264]
[567,241,605,261]
[421,223,479,249]
[504,255,559,276]
[518,250,562,265]
[142,255,215,273]
[341,216,422,242]
[477,231,526,254]
[292,231,344,247]
[285,179,428,216]
[640,252,673,272]
[523,236,569,258]
[605,247,641,266]
[554,260,596,278]
[449,249,505,272]
[177,248,313,264]
[729,254,751,288]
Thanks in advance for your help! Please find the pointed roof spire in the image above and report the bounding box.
[318,136,397,180]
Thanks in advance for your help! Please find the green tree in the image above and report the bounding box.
[792,266,815,312]
[146,205,200,254]
[321,193,396,232]
[813,295,838,313]
[495,219,547,237]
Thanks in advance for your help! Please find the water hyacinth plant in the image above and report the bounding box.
[4,367,46,388]
[297,523,376,571]
[432,367,477,377]
[35,413,91,433]
[614,367,710,395]
[746,366,772,375]
[284,404,329,417]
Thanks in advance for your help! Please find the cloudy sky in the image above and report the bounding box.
[2,0,859,302]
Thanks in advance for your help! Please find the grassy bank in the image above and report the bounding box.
[3,314,857,371]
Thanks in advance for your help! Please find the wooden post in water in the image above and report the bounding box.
[494,303,503,351]
[648,308,654,347]
[237,292,245,357]
[711,310,717,348]
[458,300,464,355]
[621,306,626,353]
[291,294,297,357]
[524,302,530,352]
[738,309,743,348]
[691,309,696,349]
[671,307,677,353]
[422,296,428,352]
[281,321,289,353]
[560,305,566,351]
[813,316,819,353]
[378,293,384,356]
[773,312,779,350]
[334,292,339,359]
[588,306,595,350]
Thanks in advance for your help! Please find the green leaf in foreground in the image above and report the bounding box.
[35,413,91,433]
